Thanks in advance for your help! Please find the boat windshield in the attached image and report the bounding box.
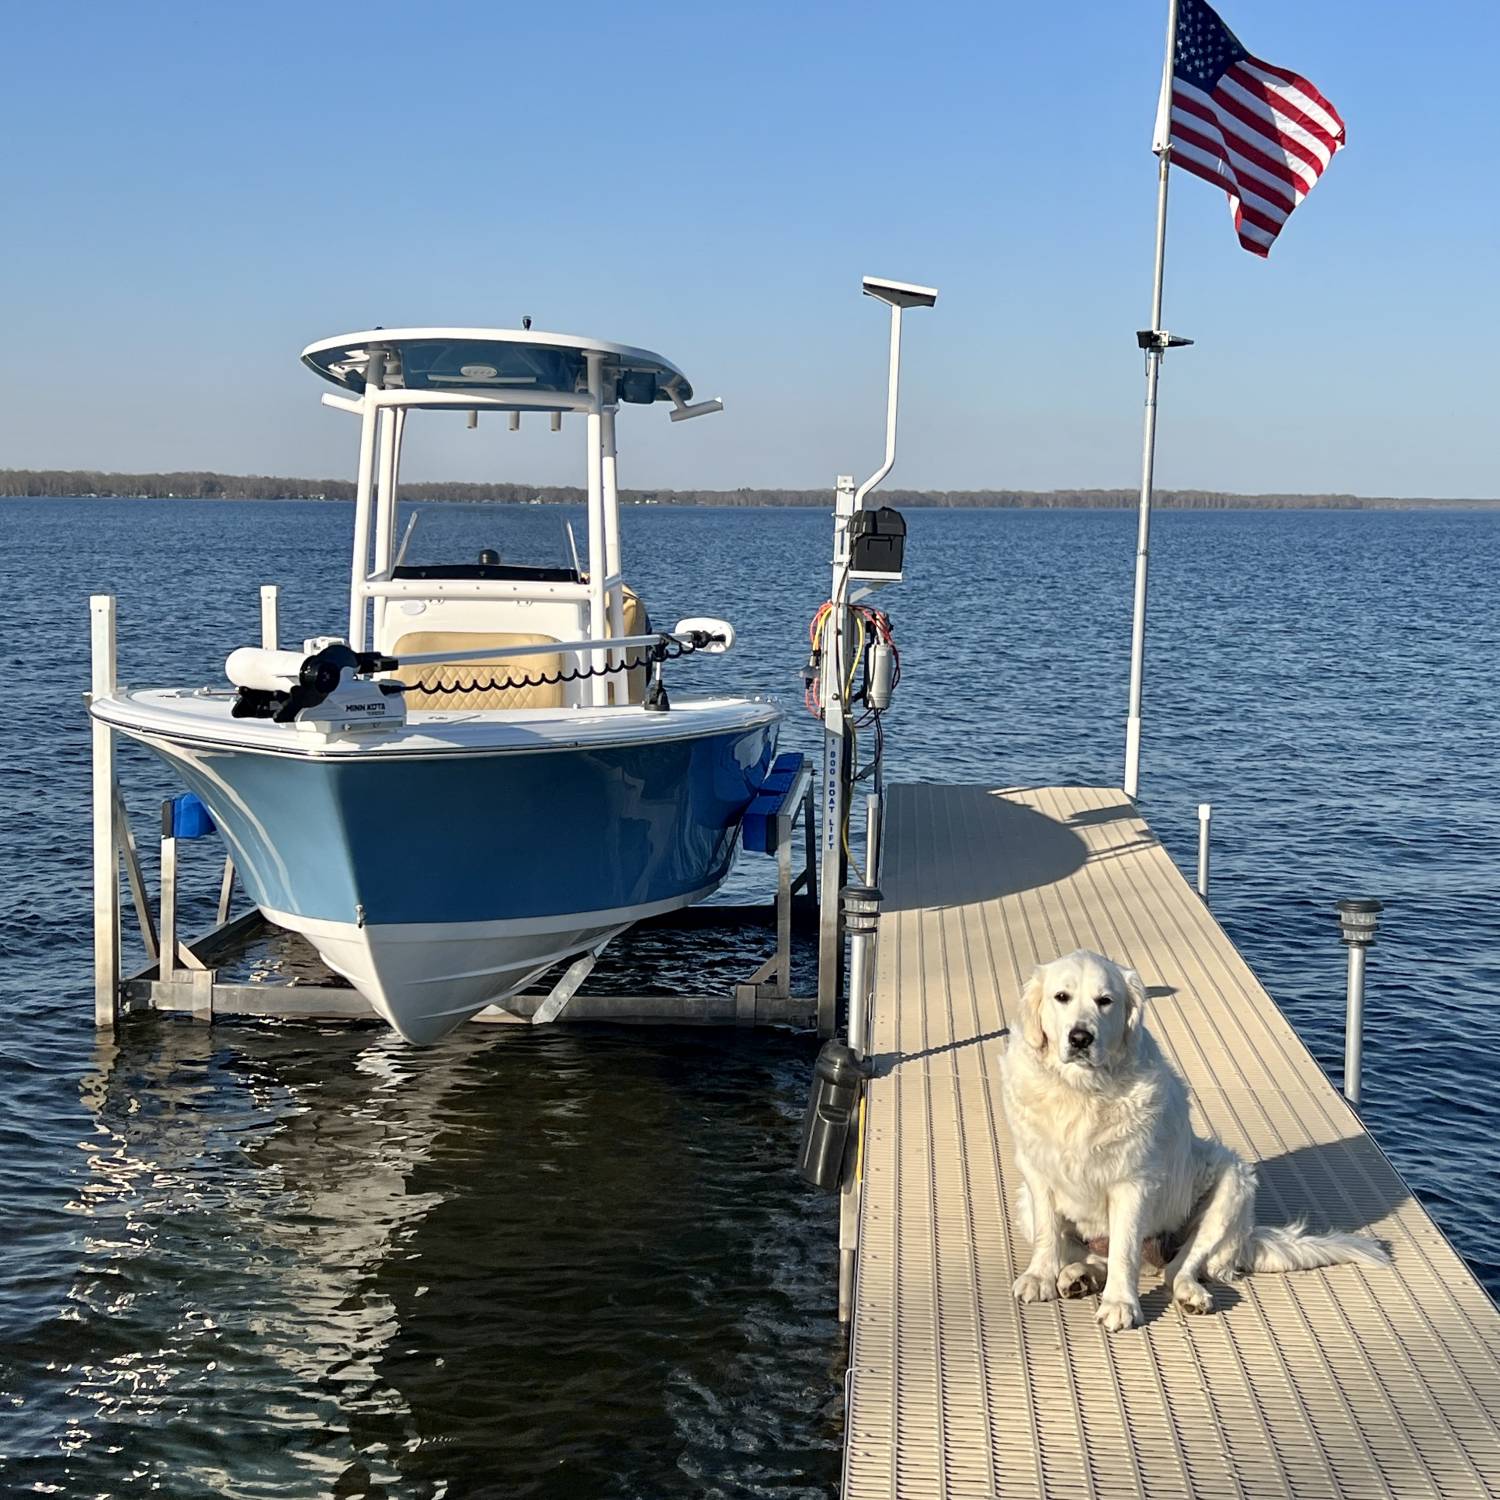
[391,502,588,578]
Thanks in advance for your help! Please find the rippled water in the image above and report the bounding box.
[1,498,1496,1495]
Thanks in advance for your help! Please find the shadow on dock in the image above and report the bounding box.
[883,785,1092,911]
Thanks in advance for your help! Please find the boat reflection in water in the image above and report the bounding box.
[50,1015,840,1494]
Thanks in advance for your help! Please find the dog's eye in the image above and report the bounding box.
[1096,995,1114,1008]
[1053,991,1070,1003]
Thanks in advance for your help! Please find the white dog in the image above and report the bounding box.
[1000,949,1388,1332]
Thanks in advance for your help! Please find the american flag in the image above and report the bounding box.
[1155,0,1346,256]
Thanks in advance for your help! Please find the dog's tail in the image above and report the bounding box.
[1242,1219,1390,1274]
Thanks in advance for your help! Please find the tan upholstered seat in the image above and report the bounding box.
[616,589,649,705]
[392,632,566,711]
[393,588,650,711]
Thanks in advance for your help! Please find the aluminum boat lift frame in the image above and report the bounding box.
[89,593,821,1032]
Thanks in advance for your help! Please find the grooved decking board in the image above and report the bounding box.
[843,785,1500,1500]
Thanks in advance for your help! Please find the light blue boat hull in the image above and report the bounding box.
[130,713,779,1040]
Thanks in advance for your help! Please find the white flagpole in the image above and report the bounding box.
[1124,0,1183,802]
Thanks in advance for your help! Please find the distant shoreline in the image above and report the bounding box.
[2,469,1496,510]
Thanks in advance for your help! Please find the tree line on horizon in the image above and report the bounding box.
[0,468,1490,509]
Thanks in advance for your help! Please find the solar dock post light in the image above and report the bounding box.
[1336,898,1383,1105]
[1197,802,1212,902]
[817,276,937,1036]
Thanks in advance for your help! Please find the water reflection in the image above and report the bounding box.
[49,1017,839,1498]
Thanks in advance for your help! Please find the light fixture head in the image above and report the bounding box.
[1336,898,1383,946]
[861,275,938,310]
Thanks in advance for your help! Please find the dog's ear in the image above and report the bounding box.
[1018,966,1046,1051]
[1122,966,1148,1038]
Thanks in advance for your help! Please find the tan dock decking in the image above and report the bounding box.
[844,784,1500,1500]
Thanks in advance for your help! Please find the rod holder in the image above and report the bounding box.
[1336,898,1383,1105]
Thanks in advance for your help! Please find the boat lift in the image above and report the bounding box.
[88,598,822,1031]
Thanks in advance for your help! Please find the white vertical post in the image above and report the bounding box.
[371,405,399,648]
[1196,801,1211,902]
[584,353,608,705]
[1124,0,1181,803]
[90,595,120,1030]
[817,476,857,1037]
[347,357,386,651]
[1344,945,1366,1105]
[159,800,177,983]
[601,402,625,696]
[259,584,279,650]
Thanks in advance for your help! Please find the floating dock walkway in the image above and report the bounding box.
[844,784,1500,1499]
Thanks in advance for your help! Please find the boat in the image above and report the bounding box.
[89,328,781,1042]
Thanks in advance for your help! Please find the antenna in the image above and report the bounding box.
[855,275,939,507]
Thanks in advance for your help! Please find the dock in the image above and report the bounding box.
[844,784,1500,1499]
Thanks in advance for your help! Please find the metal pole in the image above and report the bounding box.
[347,358,385,651]
[90,595,120,1030]
[159,800,178,983]
[584,353,608,705]
[1124,0,1181,803]
[853,304,902,508]
[1344,944,1365,1105]
[372,406,398,646]
[1336,898,1382,1104]
[864,791,882,886]
[601,403,625,693]
[817,476,857,1037]
[260,584,279,650]
[1196,801,1211,902]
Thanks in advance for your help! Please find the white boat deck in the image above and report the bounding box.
[844,784,1500,1499]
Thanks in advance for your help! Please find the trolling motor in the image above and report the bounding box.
[227,642,406,729]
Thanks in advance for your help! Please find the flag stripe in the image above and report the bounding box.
[1215,72,1332,174]
[1240,57,1345,134]
[1170,115,1296,217]
[1171,91,1305,203]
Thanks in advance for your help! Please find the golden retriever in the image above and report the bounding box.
[1001,950,1388,1332]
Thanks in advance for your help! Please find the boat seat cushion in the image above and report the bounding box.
[391,632,567,711]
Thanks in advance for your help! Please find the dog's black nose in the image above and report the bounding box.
[1068,1026,1094,1052]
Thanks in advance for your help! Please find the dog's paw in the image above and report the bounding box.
[1057,1260,1106,1299]
[1172,1276,1213,1315]
[1095,1292,1143,1332]
[1013,1269,1058,1304]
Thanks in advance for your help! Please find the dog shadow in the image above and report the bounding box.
[1251,1135,1411,1241]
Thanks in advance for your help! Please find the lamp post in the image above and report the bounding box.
[1336,898,1383,1105]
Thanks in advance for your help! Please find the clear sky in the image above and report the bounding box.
[5,1,1496,498]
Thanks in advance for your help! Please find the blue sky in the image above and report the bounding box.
[4,1,1496,497]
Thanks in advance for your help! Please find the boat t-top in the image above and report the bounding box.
[89,327,781,1042]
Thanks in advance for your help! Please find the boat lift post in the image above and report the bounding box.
[817,277,937,1037]
[89,594,120,1031]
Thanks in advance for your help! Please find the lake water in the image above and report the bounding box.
[1,498,1496,1497]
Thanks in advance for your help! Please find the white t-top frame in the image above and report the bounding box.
[302,329,719,708]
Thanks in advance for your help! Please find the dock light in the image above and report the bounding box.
[1335,898,1383,1106]
[1336,898,1383,946]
